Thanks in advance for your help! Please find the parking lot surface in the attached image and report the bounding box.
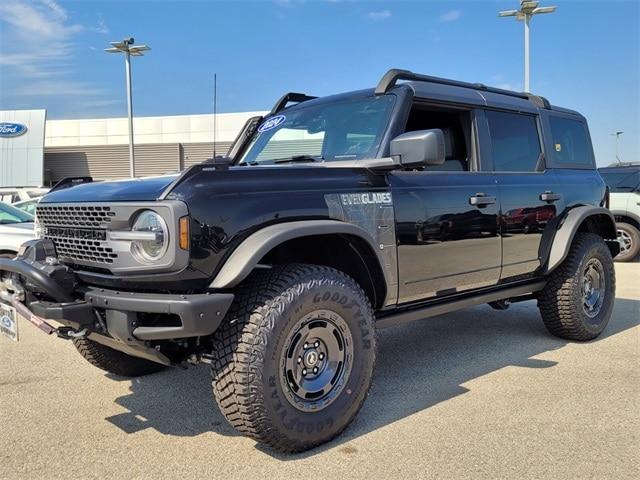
[1,263,638,480]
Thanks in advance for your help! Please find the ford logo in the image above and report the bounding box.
[1,315,12,328]
[0,123,28,138]
[258,115,286,133]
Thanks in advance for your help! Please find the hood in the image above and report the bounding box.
[0,222,35,234]
[41,175,179,204]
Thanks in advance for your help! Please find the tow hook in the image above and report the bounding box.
[56,327,88,340]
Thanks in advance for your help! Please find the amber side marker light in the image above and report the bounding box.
[179,216,189,250]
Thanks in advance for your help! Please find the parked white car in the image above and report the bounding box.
[599,164,640,262]
[0,187,49,204]
[0,202,35,258]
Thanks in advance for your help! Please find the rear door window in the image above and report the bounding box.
[486,111,541,172]
[548,116,594,168]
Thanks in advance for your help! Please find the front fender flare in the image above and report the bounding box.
[542,206,618,273]
[209,220,390,291]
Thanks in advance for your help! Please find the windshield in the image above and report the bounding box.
[0,202,34,224]
[599,169,640,192]
[239,95,395,165]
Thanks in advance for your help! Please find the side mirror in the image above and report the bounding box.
[390,129,446,168]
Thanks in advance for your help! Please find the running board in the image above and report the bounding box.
[375,281,546,329]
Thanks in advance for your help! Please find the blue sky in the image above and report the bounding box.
[0,0,638,165]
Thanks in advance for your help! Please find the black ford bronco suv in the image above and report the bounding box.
[0,69,619,452]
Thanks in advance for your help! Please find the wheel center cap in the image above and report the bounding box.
[305,350,318,366]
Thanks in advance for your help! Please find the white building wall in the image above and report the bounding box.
[0,109,46,187]
[44,111,268,147]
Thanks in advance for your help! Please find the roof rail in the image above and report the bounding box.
[270,92,317,115]
[375,68,550,108]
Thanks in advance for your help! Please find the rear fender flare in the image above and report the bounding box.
[542,206,619,273]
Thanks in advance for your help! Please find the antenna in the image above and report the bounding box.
[213,73,217,159]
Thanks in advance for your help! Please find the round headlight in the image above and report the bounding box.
[130,210,168,262]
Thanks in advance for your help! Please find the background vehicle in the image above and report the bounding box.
[599,164,640,261]
[0,202,35,258]
[0,187,48,204]
[0,69,618,453]
[12,197,41,216]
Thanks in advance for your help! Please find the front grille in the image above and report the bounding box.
[36,205,115,228]
[36,205,118,265]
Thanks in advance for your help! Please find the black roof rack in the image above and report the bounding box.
[375,68,550,109]
[270,92,317,115]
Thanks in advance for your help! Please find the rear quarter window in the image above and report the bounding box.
[548,116,594,168]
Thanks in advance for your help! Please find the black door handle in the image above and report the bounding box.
[540,191,561,203]
[469,193,496,207]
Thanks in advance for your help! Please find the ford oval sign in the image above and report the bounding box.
[0,123,27,138]
[258,115,286,133]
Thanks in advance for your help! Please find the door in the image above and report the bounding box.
[482,109,560,280]
[390,105,501,304]
[391,171,502,303]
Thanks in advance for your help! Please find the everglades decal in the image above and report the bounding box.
[258,115,286,133]
[325,192,398,305]
[340,192,392,206]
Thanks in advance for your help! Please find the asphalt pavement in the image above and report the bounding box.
[1,262,638,479]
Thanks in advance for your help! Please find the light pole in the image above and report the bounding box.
[499,1,557,92]
[610,131,624,164]
[105,37,151,178]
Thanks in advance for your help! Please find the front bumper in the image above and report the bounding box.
[28,287,234,340]
[0,239,234,364]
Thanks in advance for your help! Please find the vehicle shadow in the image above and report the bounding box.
[104,297,639,458]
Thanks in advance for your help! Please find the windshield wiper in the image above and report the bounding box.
[273,155,322,164]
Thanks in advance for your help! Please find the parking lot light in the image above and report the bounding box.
[499,1,557,92]
[105,37,151,178]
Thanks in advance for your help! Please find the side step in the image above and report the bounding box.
[376,280,546,329]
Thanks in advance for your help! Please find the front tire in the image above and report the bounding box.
[538,233,616,341]
[73,337,166,377]
[615,222,640,262]
[211,264,376,453]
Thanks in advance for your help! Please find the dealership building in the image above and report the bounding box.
[0,109,267,187]
[1,108,328,187]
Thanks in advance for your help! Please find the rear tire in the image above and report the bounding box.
[615,222,640,262]
[538,233,615,341]
[73,337,165,377]
[211,264,376,453]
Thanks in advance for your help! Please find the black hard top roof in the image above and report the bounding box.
[274,68,583,118]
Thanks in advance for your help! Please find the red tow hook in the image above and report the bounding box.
[10,298,57,335]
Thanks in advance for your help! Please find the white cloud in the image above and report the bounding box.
[440,9,461,22]
[92,14,109,35]
[368,10,391,21]
[0,1,82,38]
[0,1,113,114]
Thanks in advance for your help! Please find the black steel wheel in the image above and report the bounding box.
[211,264,376,453]
[280,309,354,412]
[581,258,606,320]
[538,233,616,341]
